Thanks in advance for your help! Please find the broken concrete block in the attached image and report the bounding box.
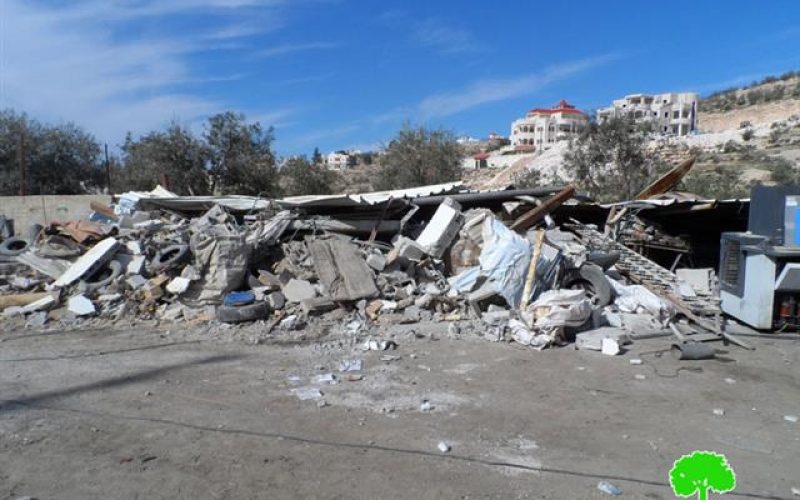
[366,299,383,320]
[257,270,282,289]
[481,309,510,326]
[126,275,147,289]
[142,282,164,302]
[301,297,337,315]
[415,197,464,258]
[366,253,386,272]
[26,311,48,328]
[67,294,96,316]
[126,255,146,276]
[251,286,269,301]
[414,293,435,309]
[15,253,72,280]
[390,236,426,262]
[309,239,379,301]
[162,304,184,321]
[403,305,422,322]
[125,240,143,255]
[601,337,622,356]
[602,311,665,337]
[575,327,631,351]
[11,276,35,290]
[166,277,191,295]
[676,268,714,295]
[180,264,200,281]
[183,305,216,322]
[282,279,317,303]
[55,237,119,288]
[267,291,286,310]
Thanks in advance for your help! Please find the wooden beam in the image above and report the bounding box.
[510,185,575,232]
[635,157,696,200]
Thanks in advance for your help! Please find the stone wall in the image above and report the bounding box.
[0,194,112,237]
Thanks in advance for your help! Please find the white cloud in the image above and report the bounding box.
[205,20,284,40]
[417,55,619,118]
[411,19,481,55]
[256,42,340,58]
[0,0,302,146]
[278,124,361,150]
[51,0,286,23]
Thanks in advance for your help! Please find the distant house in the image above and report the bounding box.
[325,151,354,170]
[472,152,490,169]
[487,131,504,141]
[510,100,588,151]
[597,92,698,135]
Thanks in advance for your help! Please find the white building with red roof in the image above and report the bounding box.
[510,100,588,151]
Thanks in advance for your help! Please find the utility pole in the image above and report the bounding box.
[104,143,111,194]
[17,130,26,196]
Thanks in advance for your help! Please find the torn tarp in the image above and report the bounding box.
[183,206,250,305]
[443,213,532,306]
[478,217,532,308]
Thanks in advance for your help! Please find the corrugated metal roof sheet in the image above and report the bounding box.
[278,182,465,208]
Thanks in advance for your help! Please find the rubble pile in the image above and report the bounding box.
[0,183,741,355]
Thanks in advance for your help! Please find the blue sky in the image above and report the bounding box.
[2,1,800,156]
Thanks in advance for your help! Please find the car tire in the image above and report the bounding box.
[81,259,123,292]
[150,244,189,272]
[216,302,269,323]
[0,237,29,256]
[563,263,612,308]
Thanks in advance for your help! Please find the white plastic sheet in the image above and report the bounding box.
[608,278,675,320]
[526,289,592,329]
[478,217,532,308]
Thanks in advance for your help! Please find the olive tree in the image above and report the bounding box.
[205,111,280,197]
[563,117,664,202]
[377,124,463,190]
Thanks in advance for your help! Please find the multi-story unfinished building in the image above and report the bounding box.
[510,100,588,151]
[596,92,698,135]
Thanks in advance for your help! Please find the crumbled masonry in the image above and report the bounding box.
[0,182,754,354]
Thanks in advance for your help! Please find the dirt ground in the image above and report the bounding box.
[1,322,799,499]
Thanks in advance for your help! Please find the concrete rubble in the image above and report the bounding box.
[0,182,754,358]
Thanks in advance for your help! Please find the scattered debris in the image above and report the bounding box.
[338,359,363,372]
[597,480,622,496]
[291,387,323,401]
[0,181,764,368]
[67,294,96,316]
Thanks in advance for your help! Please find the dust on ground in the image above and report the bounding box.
[1,323,799,499]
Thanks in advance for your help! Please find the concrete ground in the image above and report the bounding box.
[1,323,798,499]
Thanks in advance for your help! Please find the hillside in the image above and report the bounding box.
[699,73,800,132]
[462,73,800,197]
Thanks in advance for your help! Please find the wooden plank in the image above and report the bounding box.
[510,185,576,232]
[635,157,696,200]
[308,239,379,301]
[89,201,120,222]
[0,292,49,308]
